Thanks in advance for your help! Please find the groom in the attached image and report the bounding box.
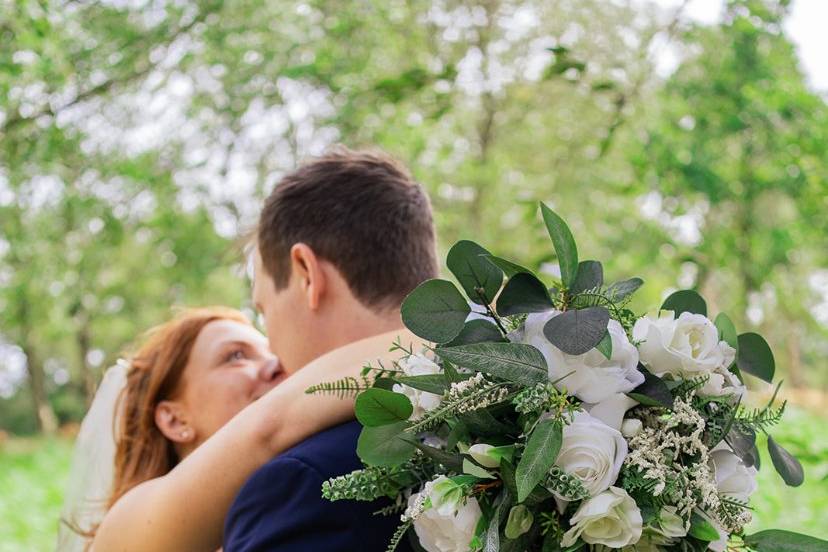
[223,147,438,551]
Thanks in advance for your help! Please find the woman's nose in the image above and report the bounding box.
[259,357,282,382]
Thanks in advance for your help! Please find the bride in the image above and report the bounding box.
[58,305,403,551]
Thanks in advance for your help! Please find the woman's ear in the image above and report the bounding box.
[289,243,326,311]
[154,400,196,444]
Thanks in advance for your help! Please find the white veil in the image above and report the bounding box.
[56,360,128,552]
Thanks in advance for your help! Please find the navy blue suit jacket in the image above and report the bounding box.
[224,420,412,552]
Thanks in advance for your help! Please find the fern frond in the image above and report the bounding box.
[385,520,413,552]
[405,380,509,434]
[735,400,787,433]
[305,375,373,398]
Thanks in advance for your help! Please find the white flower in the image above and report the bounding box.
[698,510,729,552]
[710,445,758,502]
[467,444,500,468]
[516,312,643,403]
[561,486,643,548]
[652,506,687,539]
[555,410,628,497]
[410,477,482,552]
[587,393,640,432]
[621,418,643,438]
[633,311,736,382]
[700,367,746,398]
[392,354,443,419]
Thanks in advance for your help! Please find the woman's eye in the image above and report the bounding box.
[226,350,246,362]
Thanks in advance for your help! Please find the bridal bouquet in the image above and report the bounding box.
[312,204,826,552]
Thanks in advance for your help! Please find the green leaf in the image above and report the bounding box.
[737,332,776,383]
[768,435,805,487]
[436,342,548,386]
[445,319,506,347]
[688,512,720,542]
[447,240,503,305]
[485,491,510,552]
[627,365,674,409]
[355,388,413,426]
[744,530,828,551]
[543,307,610,356]
[726,426,759,468]
[570,260,603,294]
[401,279,470,343]
[515,418,562,502]
[714,312,738,351]
[394,374,447,395]
[605,277,644,301]
[409,440,464,472]
[357,421,416,466]
[484,255,533,278]
[540,203,578,289]
[595,330,612,360]
[463,458,495,479]
[660,289,707,317]
[496,272,554,316]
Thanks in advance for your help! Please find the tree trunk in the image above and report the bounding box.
[76,320,97,407]
[22,344,58,434]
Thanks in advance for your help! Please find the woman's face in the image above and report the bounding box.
[175,319,283,445]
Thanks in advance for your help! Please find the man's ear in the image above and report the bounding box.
[289,243,326,311]
[155,401,196,444]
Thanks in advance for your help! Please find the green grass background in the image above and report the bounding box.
[1,408,826,551]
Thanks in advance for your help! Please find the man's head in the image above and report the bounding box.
[253,147,438,373]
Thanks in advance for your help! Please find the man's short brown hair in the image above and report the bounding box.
[257,146,438,310]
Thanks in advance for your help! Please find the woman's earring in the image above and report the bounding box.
[180,429,191,440]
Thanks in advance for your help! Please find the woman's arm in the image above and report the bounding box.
[92,352,359,552]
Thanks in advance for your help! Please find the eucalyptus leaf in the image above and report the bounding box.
[357,421,416,466]
[725,426,759,468]
[688,512,720,542]
[744,529,828,551]
[543,307,610,356]
[497,272,555,316]
[605,277,644,301]
[570,260,603,294]
[660,289,707,317]
[394,374,448,395]
[437,342,548,386]
[540,203,578,289]
[595,330,612,360]
[447,240,504,305]
[484,255,534,278]
[627,365,674,409]
[714,312,739,351]
[445,319,506,346]
[515,418,562,502]
[737,332,776,383]
[355,388,413,427]
[401,279,470,343]
[768,435,805,487]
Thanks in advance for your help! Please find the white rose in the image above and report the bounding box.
[633,311,736,382]
[516,312,643,403]
[652,506,687,539]
[561,486,643,548]
[710,445,758,502]
[411,477,482,552]
[392,354,443,419]
[555,410,628,497]
[700,367,746,398]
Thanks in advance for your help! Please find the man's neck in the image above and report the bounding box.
[295,309,405,372]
